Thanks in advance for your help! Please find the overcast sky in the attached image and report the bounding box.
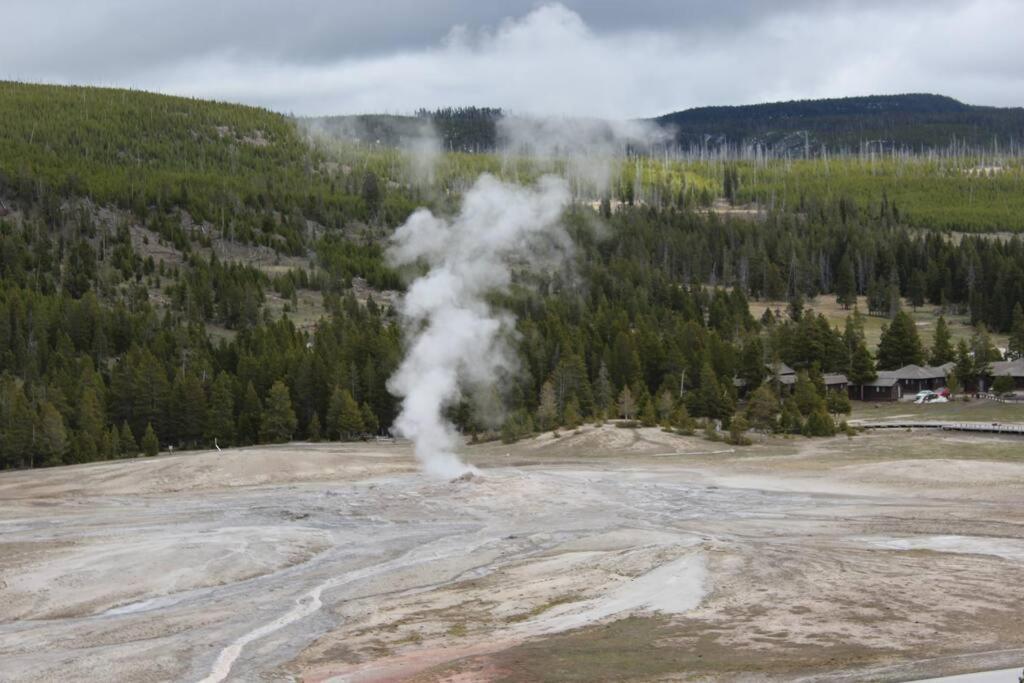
[3,0,1022,118]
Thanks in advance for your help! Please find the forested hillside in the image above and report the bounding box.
[304,95,1024,156]
[3,82,1024,471]
[653,93,1024,153]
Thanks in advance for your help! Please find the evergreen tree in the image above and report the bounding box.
[563,397,581,429]
[105,425,120,459]
[670,403,695,434]
[640,399,658,427]
[826,390,852,416]
[360,403,379,436]
[849,341,877,400]
[236,382,262,445]
[836,254,857,309]
[745,385,780,431]
[171,371,207,447]
[954,339,977,392]
[728,415,751,445]
[803,407,836,437]
[260,380,297,443]
[119,421,138,457]
[929,316,954,365]
[536,380,558,431]
[876,311,924,370]
[737,336,766,388]
[307,412,322,442]
[141,422,160,456]
[992,374,1015,396]
[132,350,171,440]
[793,370,823,416]
[0,379,34,468]
[205,372,236,447]
[779,397,803,434]
[969,325,997,389]
[655,389,675,424]
[908,271,926,310]
[617,385,636,420]
[76,386,106,462]
[593,361,613,418]
[690,362,727,419]
[1008,303,1024,360]
[37,401,68,467]
[328,387,363,440]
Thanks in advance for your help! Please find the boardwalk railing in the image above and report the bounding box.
[978,393,1024,404]
[852,420,1024,435]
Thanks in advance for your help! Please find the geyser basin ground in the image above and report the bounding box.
[1,427,1023,681]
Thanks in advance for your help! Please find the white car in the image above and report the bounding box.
[913,390,937,404]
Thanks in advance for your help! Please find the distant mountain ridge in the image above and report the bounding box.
[651,93,1024,153]
[305,94,1024,155]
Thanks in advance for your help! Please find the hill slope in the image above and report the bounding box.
[652,94,1024,152]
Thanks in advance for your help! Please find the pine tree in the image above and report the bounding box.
[593,361,613,418]
[307,412,322,442]
[1008,303,1024,360]
[826,390,851,416]
[969,325,997,389]
[171,371,207,447]
[205,372,236,447]
[954,339,976,392]
[670,403,695,434]
[876,311,924,370]
[836,254,857,309]
[536,379,558,431]
[563,397,581,429]
[0,379,34,468]
[37,401,68,467]
[803,407,836,437]
[779,397,803,434]
[728,416,751,445]
[930,315,954,365]
[793,370,823,416]
[360,403,379,436]
[849,341,877,400]
[75,386,105,463]
[992,374,1015,396]
[745,385,780,431]
[617,385,636,420]
[105,425,120,459]
[119,421,138,457]
[691,362,726,419]
[328,387,363,440]
[908,271,926,310]
[260,380,297,443]
[640,399,658,427]
[236,382,262,445]
[737,336,766,388]
[655,389,675,424]
[132,350,170,440]
[141,422,160,457]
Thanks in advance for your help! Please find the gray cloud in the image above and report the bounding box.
[2,0,1020,116]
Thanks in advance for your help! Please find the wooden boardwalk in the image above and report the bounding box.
[854,420,1024,435]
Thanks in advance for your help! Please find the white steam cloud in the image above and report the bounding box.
[386,174,572,477]
[497,115,670,194]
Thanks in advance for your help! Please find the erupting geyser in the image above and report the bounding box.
[386,174,572,477]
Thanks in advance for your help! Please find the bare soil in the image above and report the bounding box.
[1,428,1023,682]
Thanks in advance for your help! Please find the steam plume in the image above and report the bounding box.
[386,174,571,477]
